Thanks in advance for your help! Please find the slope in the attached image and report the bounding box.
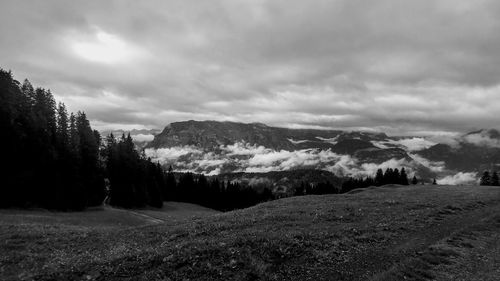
[2,185,500,280]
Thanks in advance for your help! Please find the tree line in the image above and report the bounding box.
[341,167,414,193]
[0,69,164,210]
[164,171,274,211]
[0,68,437,212]
[479,171,500,186]
[0,68,278,212]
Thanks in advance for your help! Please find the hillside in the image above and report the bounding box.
[2,185,500,280]
[144,120,422,177]
[144,120,500,184]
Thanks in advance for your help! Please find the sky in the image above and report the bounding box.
[1,0,500,135]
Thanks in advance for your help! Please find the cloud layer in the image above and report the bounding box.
[145,141,435,178]
[2,1,500,134]
[437,172,478,185]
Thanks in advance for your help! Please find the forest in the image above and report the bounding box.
[0,68,437,212]
[0,69,164,210]
[0,69,277,211]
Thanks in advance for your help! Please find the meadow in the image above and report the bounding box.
[1,185,500,280]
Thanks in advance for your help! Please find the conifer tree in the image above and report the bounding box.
[69,113,80,157]
[491,171,500,186]
[399,168,409,185]
[375,168,384,186]
[411,175,418,185]
[56,103,69,149]
[480,171,491,186]
[165,165,176,201]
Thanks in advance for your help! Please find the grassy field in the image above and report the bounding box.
[1,185,500,280]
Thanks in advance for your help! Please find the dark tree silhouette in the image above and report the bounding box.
[479,170,500,186]
[480,171,491,186]
[411,175,418,185]
[105,133,164,208]
[399,168,409,185]
[0,68,166,210]
[342,167,414,193]
[375,168,384,186]
[491,171,500,186]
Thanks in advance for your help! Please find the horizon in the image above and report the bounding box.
[2,1,500,135]
[98,119,476,138]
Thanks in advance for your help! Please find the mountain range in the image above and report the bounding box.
[142,120,500,185]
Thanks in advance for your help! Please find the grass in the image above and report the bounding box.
[1,185,500,280]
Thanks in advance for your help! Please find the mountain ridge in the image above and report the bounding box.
[144,120,500,184]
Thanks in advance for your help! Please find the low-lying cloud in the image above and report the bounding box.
[145,141,445,178]
[131,134,155,142]
[145,146,203,163]
[463,131,500,148]
[372,137,437,151]
[437,172,478,185]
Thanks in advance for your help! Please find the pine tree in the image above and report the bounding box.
[383,168,392,184]
[480,171,491,186]
[491,171,500,186]
[393,168,400,184]
[21,79,35,108]
[69,113,80,157]
[411,175,418,185]
[399,168,409,185]
[1,69,170,210]
[165,165,176,201]
[56,102,69,149]
[375,168,384,186]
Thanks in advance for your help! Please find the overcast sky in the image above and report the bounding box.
[1,0,500,135]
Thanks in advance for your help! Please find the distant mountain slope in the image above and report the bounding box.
[144,121,500,183]
[146,120,397,151]
[417,129,500,172]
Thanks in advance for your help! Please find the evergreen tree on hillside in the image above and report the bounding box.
[411,175,418,185]
[56,103,69,150]
[375,168,384,186]
[105,133,164,208]
[21,79,35,106]
[0,70,31,207]
[480,171,491,186]
[491,171,500,186]
[393,168,400,184]
[69,113,80,157]
[383,168,393,184]
[76,111,105,206]
[0,69,166,210]
[164,165,176,201]
[399,168,409,185]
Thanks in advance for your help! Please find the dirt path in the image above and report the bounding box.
[280,198,500,280]
[370,200,500,280]
[104,206,166,225]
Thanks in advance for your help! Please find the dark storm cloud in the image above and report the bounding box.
[1,0,500,134]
